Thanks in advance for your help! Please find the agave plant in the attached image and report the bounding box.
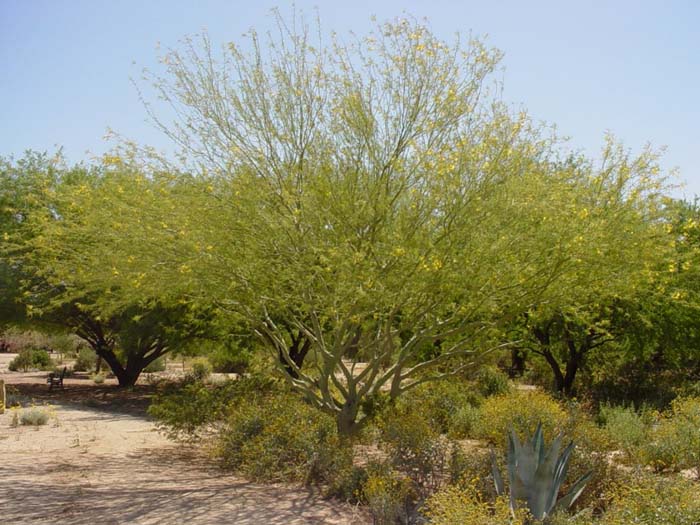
[490,423,592,521]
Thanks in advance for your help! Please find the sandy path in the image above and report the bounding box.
[0,369,369,524]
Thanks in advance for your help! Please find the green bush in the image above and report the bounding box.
[90,372,105,384]
[72,347,97,372]
[643,396,700,475]
[208,346,251,374]
[216,393,351,484]
[149,374,277,441]
[188,358,212,381]
[18,406,51,426]
[378,407,448,495]
[424,484,527,525]
[475,365,512,397]
[600,474,700,525]
[473,389,567,445]
[397,379,483,434]
[447,404,480,439]
[8,348,53,371]
[597,403,656,462]
[362,463,417,525]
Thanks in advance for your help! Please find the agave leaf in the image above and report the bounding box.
[552,441,575,498]
[533,422,545,465]
[490,449,505,496]
[528,433,564,518]
[554,470,593,512]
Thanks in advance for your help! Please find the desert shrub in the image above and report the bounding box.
[72,347,97,372]
[397,379,483,434]
[149,374,278,441]
[188,358,212,382]
[144,357,166,372]
[91,372,105,384]
[378,407,450,497]
[596,403,656,462]
[446,445,494,496]
[18,406,51,426]
[447,404,480,439]
[595,474,700,525]
[208,346,251,374]
[8,348,53,371]
[423,483,528,525]
[564,414,625,515]
[362,464,418,525]
[473,389,567,445]
[216,393,351,484]
[643,396,700,475]
[475,365,512,397]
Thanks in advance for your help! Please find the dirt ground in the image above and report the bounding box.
[0,354,370,525]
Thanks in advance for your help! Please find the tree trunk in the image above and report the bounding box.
[509,348,526,378]
[336,398,362,437]
[279,334,311,379]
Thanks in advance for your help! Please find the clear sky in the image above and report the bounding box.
[2,0,698,197]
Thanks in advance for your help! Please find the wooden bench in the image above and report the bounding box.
[47,367,67,391]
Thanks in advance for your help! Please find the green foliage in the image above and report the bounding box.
[18,406,51,426]
[424,484,528,525]
[362,464,418,525]
[8,348,53,371]
[149,374,278,442]
[207,346,251,374]
[447,404,481,439]
[594,474,700,525]
[597,403,656,462]
[473,389,567,445]
[72,346,96,372]
[377,407,449,496]
[643,396,700,475]
[188,358,212,382]
[216,392,351,484]
[90,372,105,384]
[491,423,592,520]
[397,379,483,434]
[475,365,512,397]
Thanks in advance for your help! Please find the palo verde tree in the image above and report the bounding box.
[12,157,218,386]
[513,139,672,396]
[56,15,671,433]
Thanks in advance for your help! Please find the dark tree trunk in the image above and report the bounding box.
[509,347,526,378]
[278,330,311,379]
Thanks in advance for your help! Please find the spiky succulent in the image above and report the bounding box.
[491,423,592,520]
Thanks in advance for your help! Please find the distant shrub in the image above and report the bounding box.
[208,346,251,374]
[19,406,51,426]
[144,357,166,373]
[475,365,512,397]
[597,403,656,462]
[644,396,700,475]
[398,379,483,434]
[447,404,480,439]
[473,389,567,445]
[378,407,448,496]
[8,348,53,371]
[216,392,351,484]
[188,358,212,382]
[149,373,280,441]
[91,372,105,384]
[72,347,97,372]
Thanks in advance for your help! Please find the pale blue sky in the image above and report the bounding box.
[1,0,698,196]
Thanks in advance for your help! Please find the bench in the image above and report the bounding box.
[47,367,67,391]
